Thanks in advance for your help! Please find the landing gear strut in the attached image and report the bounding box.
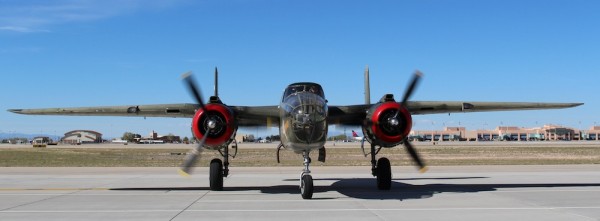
[210,142,237,191]
[300,151,314,199]
[365,142,392,190]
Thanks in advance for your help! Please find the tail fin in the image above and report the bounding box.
[364,65,370,105]
[214,67,219,97]
[352,130,359,137]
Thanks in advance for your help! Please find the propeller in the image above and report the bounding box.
[398,71,427,173]
[178,129,210,176]
[400,70,422,107]
[178,72,211,176]
[182,71,206,110]
[403,137,427,173]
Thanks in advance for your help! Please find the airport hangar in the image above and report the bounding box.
[61,130,103,144]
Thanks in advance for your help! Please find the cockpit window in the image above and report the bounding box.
[283,84,324,99]
[284,85,304,98]
[308,85,321,95]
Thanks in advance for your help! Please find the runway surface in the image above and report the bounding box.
[1,165,599,220]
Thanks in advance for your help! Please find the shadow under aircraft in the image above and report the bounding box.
[111,176,600,201]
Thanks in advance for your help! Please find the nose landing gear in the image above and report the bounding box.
[300,151,314,199]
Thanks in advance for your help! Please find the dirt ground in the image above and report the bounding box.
[1,141,599,167]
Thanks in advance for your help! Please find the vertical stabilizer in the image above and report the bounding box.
[364,65,370,105]
[214,67,219,97]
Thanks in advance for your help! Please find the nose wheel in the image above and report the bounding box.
[300,173,313,199]
[300,151,314,199]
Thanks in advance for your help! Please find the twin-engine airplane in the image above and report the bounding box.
[8,67,583,199]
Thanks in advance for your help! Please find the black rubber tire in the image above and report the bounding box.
[300,174,314,199]
[376,157,392,190]
[209,159,224,191]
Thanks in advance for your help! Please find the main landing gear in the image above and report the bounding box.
[300,151,314,199]
[209,159,224,191]
[363,141,392,190]
[209,141,238,191]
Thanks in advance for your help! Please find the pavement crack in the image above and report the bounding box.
[169,190,209,221]
[356,200,386,221]
[0,190,79,212]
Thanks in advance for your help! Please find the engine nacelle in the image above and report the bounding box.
[191,103,237,150]
[362,102,412,147]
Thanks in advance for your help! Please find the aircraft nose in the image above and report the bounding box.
[293,123,317,143]
[291,107,327,144]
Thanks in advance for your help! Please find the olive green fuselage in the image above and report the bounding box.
[279,83,328,154]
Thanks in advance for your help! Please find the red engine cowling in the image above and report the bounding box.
[363,102,412,147]
[191,104,237,149]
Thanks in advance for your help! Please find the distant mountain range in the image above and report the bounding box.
[0,133,61,140]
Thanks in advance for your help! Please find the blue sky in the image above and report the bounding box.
[1,0,598,139]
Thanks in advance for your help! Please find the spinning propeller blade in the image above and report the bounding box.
[403,139,428,173]
[182,72,206,110]
[400,71,427,172]
[179,129,211,176]
[179,71,209,176]
[400,70,422,107]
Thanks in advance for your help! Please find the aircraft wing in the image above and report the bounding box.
[407,101,583,115]
[328,101,583,125]
[8,104,280,127]
[229,105,280,127]
[8,104,199,118]
[8,101,582,127]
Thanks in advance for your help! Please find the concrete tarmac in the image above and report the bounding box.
[1,165,599,221]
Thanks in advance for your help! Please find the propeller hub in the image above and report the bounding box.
[207,119,217,129]
[389,118,399,126]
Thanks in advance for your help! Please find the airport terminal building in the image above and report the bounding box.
[410,125,599,142]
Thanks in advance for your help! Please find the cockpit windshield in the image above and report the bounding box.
[283,83,325,99]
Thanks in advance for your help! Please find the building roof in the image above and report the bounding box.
[64,130,102,136]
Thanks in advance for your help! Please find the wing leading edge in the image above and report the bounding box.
[407,101,583,115]
[327,101,583,126]
[8,103,199,118]
[8,101,582,127]
[7,104,281,127]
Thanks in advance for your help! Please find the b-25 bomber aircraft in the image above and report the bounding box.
[8,67,583,199]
